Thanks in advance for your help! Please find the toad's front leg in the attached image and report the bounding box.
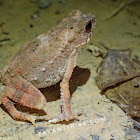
[48,52,81,124]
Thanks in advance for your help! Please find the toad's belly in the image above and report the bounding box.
[23,60,68,88]
[27,66,66,88]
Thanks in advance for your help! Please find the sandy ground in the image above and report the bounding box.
[0,0,140,140]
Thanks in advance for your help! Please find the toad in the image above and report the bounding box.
[0,10,95,125]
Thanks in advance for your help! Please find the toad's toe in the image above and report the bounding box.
[48,112,82,124]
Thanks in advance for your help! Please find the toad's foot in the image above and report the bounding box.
[48,112,82,124]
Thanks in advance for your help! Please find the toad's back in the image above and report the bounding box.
[3,29,71,88]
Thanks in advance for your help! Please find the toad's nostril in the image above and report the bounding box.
[85,20,92,33]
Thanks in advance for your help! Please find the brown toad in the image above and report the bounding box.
[0,10,95,125]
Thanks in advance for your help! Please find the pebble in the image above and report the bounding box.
[38,0,51,9]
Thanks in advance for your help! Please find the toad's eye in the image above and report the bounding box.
[70,27,73,29]
[85,20,92,33]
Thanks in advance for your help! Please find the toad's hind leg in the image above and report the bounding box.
[6,76,46,110]
[0,86,46,125]
[48,52,81,124]
[1,94,41,125]
[0,77,48,125]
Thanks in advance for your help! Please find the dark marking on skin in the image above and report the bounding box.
[12,89,24,102]
[20,112,26,120]
[4,97,13,110]
[21,82,30,93]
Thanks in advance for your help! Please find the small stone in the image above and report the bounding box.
[31,10,40,20]
[33,77,38,81]
[41,67,46,72]
[58,0,65,3]
[48,60,53,64]
[39,0,51,9]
